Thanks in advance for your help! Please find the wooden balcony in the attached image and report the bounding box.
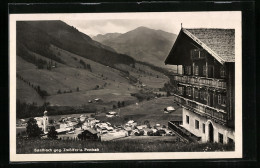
[173,94,227,125]
[173,75,226,89]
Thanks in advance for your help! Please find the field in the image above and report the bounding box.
[113,135,178,142]
[16,138,235,153]
[17,45,169,110]
[17,96,181,130]
[95,97,182,126]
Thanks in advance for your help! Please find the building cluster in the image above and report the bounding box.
[31,110,174,140]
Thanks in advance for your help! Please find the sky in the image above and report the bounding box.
[62,12,241,36]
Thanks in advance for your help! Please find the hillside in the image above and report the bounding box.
[17,21,134,68]
[16,21,170,116]
[94,26,177,68]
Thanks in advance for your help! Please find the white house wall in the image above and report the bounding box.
[182,108,235,144]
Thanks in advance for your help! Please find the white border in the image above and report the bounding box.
[9,12,242,161]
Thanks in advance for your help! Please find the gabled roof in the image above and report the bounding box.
[85,128,98,134]
[165,28,235,65]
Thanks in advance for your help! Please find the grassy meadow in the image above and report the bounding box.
[95,97,182,126]
[17,44,169,109]
[16,138,235,154]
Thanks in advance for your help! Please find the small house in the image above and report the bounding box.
[80,128,99,140]
[166,106,175,113]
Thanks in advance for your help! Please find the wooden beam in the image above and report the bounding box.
[206,59,208,78]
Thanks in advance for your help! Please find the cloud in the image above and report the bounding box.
[63,12,240,36]
[64,19,179,36]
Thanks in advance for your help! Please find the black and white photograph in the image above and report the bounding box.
[9,11,242,161]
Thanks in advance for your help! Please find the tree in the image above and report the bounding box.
[121,101,125,107]
[26,118,43,138]
[139,130,144,136]
[167,91,171,97]
[49,119,54,124]
[144,120,149,126]
[113,105,117,109]
[77,120,83,129]
[57,89,61,94]
[117,101,121,108]
[47,126,58,139]
[77,133,82,140]
[162,125,166,128]
[147,130,153,136]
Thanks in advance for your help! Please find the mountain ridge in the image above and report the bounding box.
[93,26,177,68]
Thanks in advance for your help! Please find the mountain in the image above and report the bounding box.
[16,21,169,110]
[92,33,122,43]
[96,26,177,68]
[17,21,134,68]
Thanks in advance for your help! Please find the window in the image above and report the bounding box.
[228,137,234,144]
[187,87,192,96]
[222,96,227,106]
[178,87,183,95]
[200,90,204,99]
[220,66,226,78]
[202,123,205,133]
[218,94,226,106]
[194,89,199,98]
[185,66,191,75]
[195,120,199,129]
[218,94,222,105]
[203,65,206,76]
[194,65,199,75]
[218,133,223,144]
[186,115,189,124]
[204,92,208,101]
[188,66,191,75]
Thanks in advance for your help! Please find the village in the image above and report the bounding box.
[17,105,177,142]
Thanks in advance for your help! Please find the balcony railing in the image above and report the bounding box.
[173,94,227,124]
[173,75,226,89]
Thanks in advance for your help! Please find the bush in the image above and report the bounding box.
[154,130,161,136]
[147,130,154,136]
[26,118,43,138]
[139,130,144,136]
[162,125,166,128]
[47,126,58,139]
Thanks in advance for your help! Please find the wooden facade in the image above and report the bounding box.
[165,28,235,128]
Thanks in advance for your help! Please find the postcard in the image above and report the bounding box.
[9,11,242,161]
